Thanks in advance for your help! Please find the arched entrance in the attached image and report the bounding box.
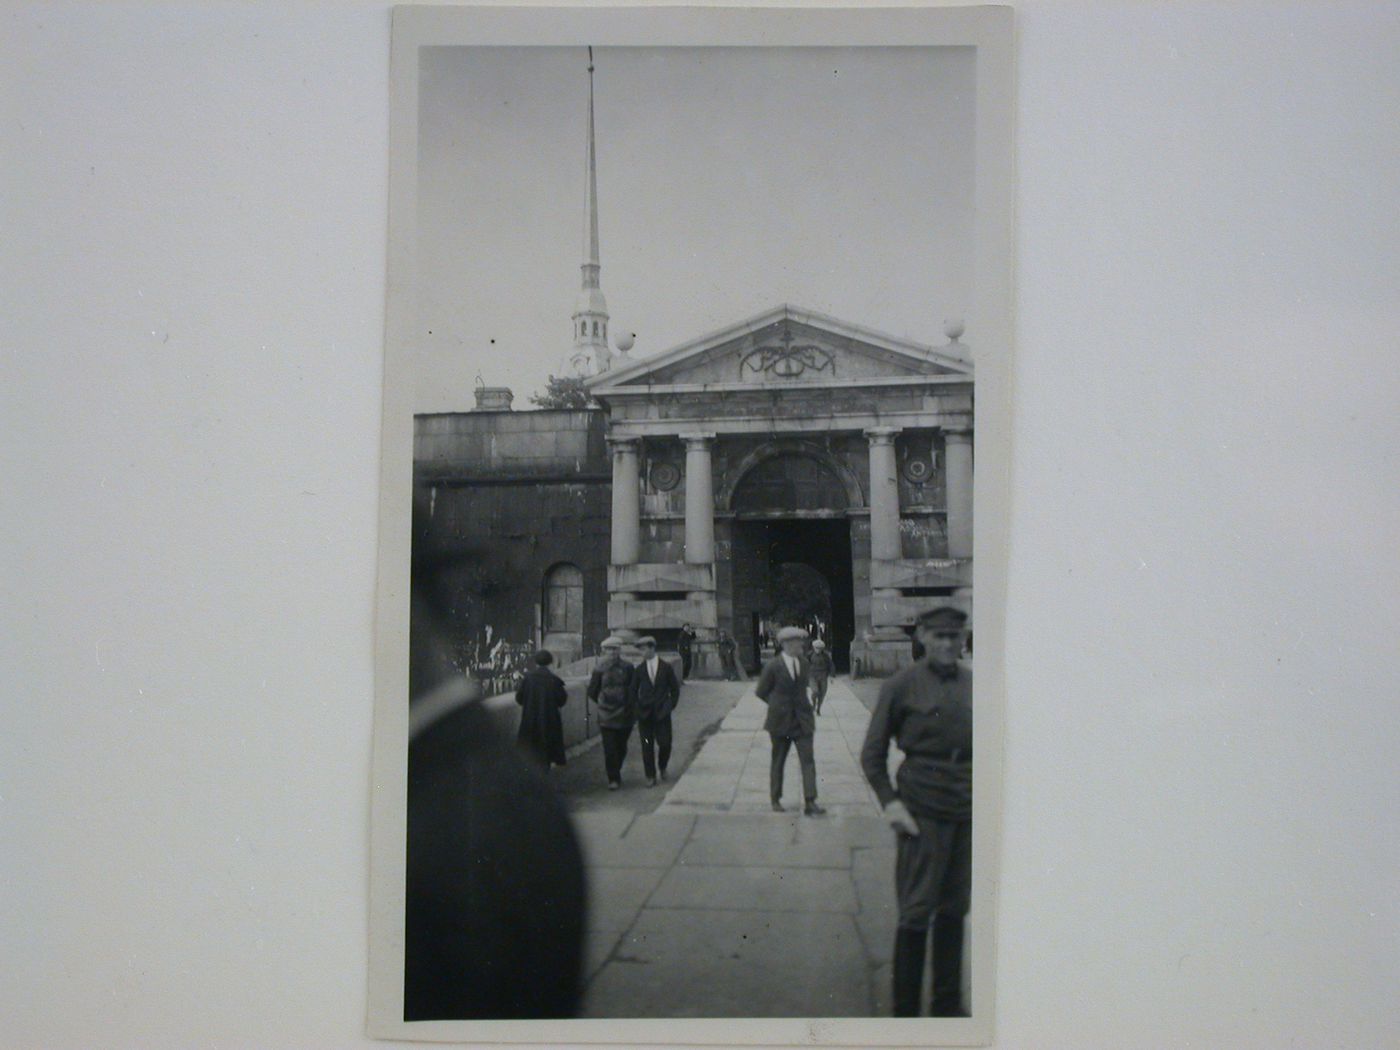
[729,452,857,672]
[541,562,584,666]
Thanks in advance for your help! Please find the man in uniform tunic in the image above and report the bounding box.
[586,636,635,790]
[860,606,972,1017]
[755,625,825,816]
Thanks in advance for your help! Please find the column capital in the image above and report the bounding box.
[607,435,640,453]
[863,425,901,446]
[942,427,973,443]
[680,431,717,448]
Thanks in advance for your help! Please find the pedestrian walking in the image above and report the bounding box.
[586,636,635,790]
[629,636,681,787]
[514,650,568,768]
[754,625,825,816]
[808,638,834,716]
[717,630,742,681]
[859,606,972,1017]
[677,623,696,680]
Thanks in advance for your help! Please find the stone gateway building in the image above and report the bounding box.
[411,56,973,683]
[413,303,973,680]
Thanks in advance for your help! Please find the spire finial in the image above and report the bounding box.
[584,46,600,272]
[569,46,610,377]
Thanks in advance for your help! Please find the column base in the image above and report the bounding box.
[686,647,730,680]
[850,630,916,679]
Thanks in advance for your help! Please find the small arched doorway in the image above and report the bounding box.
[729,453,856,672]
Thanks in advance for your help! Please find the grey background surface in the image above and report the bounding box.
[3,2,1398,1048]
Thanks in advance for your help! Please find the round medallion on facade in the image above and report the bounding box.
[650,461,681,492]
[902,455,934,484]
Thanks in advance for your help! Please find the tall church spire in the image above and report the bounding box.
[569,47,610,378]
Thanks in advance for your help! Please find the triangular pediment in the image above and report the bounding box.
[585,305,971,391]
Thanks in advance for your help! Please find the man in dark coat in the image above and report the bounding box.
[586,636,635,790]
[628,635,682,786]
[717,630,742,681]
[754,625,825,816]
[808,638,834,716]
[677,623,696,680]
[514,649,568,768]
[860,606,972,1018]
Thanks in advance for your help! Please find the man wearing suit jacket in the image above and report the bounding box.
[629,635,681,787]
[754,625,826,816]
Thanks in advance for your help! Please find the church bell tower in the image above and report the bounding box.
[568,47,610,378]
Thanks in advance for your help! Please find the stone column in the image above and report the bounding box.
[609,437,640,567]
[854,426,910,678]
[865,427,902,562]
[944,428,973,560]
[680,433,721,676]
[682,432,716,565]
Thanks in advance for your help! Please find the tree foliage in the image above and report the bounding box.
[530,374,592,410]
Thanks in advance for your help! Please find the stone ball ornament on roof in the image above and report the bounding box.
[615,331,635,354]
[944,318,965,343]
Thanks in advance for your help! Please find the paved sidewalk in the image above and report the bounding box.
[572,677,904,1018]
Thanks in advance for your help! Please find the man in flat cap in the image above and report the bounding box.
[629,636,681,787]
[754,625,825,816]
[860,606,972,1016]
[586,636,635,790]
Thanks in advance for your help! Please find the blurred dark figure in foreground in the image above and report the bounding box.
[515,649,568,769]
[405,490,586,1020]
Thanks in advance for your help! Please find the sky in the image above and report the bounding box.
[413,45,975,412]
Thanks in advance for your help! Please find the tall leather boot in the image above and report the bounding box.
[892,926,927,1017]
[929,914,967,1017]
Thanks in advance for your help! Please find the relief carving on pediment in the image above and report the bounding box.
[738,324,836,380]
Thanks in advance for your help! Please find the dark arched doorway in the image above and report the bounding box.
[729,454,856,672]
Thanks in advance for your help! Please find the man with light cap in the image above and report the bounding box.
[754,625,825,816]
[860,606,972,1017]
[628,636,681,787]
[586,636,635,790]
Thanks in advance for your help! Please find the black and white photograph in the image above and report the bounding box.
[372,7,1014,1043]
[8,3,1399,1049]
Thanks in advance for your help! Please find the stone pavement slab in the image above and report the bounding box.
[650,865,859,913]
[582,909,872,1018]
[587,865,668,932]
[579,813,695,869]
[851,845,899,966]
[691,812,800,842]
[678,837,851,869]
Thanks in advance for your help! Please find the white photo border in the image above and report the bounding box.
[370,6,1015,1044]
